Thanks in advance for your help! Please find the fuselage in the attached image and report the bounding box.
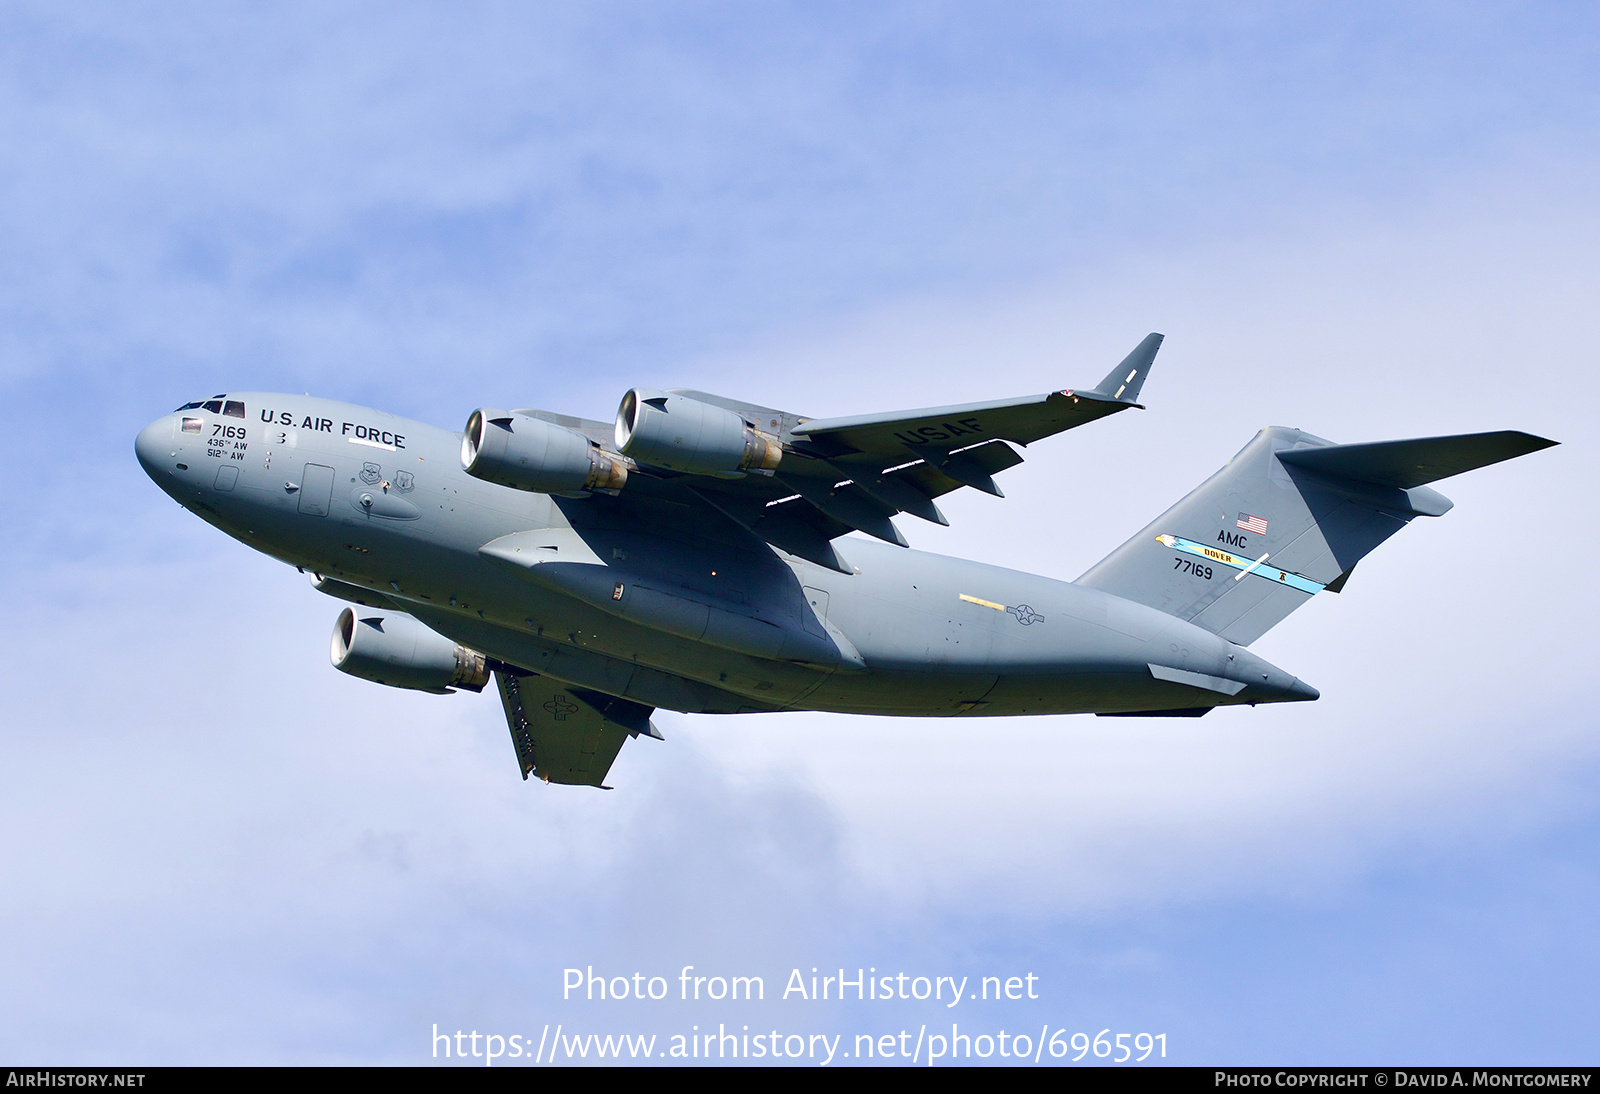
[134,393,1316,717]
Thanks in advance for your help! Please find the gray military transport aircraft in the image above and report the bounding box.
[134,334,1555,788]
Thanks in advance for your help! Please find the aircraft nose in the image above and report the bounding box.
[134,416,173,478]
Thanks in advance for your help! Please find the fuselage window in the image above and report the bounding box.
[181,418,203,434]
[202,400,223,413]
[223,400,245,419]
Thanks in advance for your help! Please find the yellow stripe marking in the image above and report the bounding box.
[960,594,1006,611]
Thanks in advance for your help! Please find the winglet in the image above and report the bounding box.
[1091,333,1163,404]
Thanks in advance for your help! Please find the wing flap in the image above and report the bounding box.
[844,469,947,525]
[887,439,1025,500]
[688,487,855,573]
[775,474,909,547]
[495,669,651,787]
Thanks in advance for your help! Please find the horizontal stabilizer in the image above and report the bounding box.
[1278,431,1557,489]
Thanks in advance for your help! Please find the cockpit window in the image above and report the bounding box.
[170,395,240,414]
[181,418,203,434]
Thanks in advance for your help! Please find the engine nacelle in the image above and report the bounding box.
[330,607,490,694]
[461,408,629,495]
[614,389,782,478]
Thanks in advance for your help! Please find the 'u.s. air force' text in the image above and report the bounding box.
[258,409,406,449]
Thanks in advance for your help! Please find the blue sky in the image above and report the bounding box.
[1,2,1596,1065]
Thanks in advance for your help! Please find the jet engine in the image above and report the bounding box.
[614,389,782,477]
[461,409,629,495]
[330,607,491,693]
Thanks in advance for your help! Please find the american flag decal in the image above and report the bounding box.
[1237,513,1268,535]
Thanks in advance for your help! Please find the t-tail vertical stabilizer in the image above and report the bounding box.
[1076,428,1557,645]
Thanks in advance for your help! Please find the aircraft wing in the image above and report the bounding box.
[491,334,1164,574]
[672,334,1163,571]
[789,331,1162,459]
[494,669,659,787]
